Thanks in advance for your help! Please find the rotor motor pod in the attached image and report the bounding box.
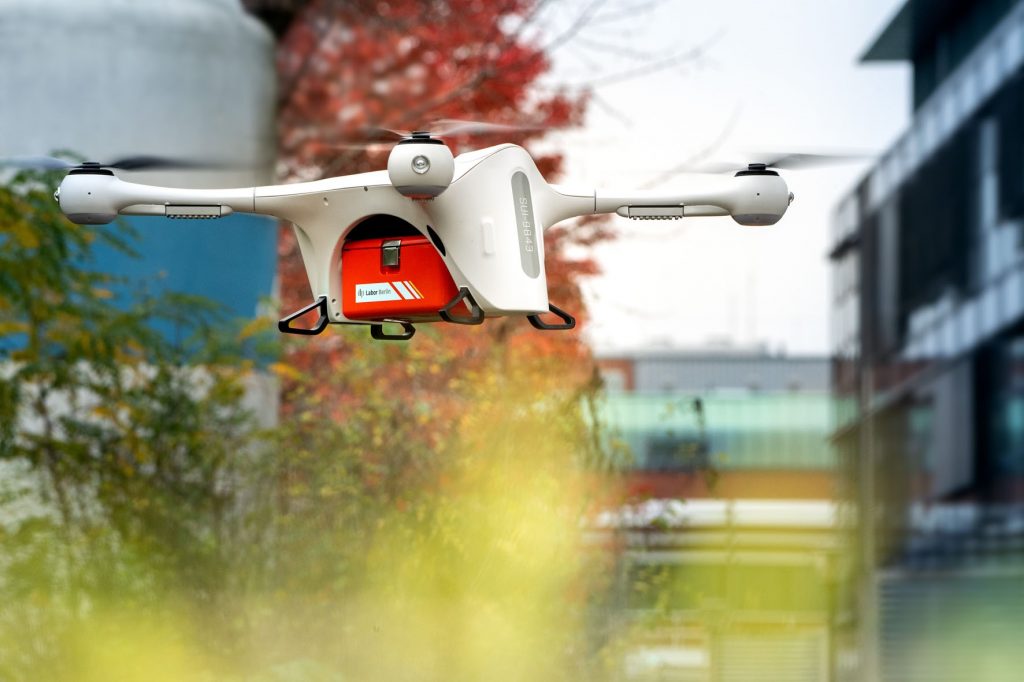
[728,168,792,226]
[57,168,120,225]
[387,135,455,199]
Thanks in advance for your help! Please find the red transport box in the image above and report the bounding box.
[341,235,459,321]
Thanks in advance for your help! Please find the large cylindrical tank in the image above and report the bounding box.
[0,0,278,324]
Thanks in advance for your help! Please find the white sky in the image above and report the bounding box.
[538,0,910,354]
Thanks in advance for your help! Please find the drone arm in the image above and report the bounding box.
[119,204,168,216]
[546,174,790,227]
[543,183,736,225]
[57,172,256,224]
[539,185,595,225]
[675,205,730,217]
[593,186,738,217]
[119,203,240,218]
[119,185,253,211]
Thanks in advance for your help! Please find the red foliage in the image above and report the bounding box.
[277,0,583,179]
[273,0,614,410]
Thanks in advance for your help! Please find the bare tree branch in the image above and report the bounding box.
[579,0,669,28]
[276,0,338,113]
[538,0,611,53]
[284,0,722,182]
[571,35,668,62]
[640,103,741,189]
[589,91,636,127]
[571,29,722,89]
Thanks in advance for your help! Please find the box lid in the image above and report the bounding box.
[342,235,430,252]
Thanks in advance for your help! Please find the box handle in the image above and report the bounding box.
[370,322,416,341]
[278,296,329,336]
[439,287,484,325]
[527,304,576,331]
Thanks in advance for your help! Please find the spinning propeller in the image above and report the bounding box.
[330,118,561,198]
[0,155,229,172]
[684,150,870,175]
[335,118,553,151]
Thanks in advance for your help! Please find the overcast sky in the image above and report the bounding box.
[539,0,910,355]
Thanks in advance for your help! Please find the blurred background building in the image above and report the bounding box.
[831,0,1024,679]
[0,0,287,424]
[592,349,836,681]
[0,0,278,331]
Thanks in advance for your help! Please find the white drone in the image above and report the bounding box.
[8,122,835,340]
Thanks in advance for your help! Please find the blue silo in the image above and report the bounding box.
[0,0,278,324]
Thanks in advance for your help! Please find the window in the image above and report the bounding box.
[644,436,710,471]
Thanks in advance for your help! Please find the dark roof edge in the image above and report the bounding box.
[861,0,913,62]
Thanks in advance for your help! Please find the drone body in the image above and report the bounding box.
[50,137,795,339]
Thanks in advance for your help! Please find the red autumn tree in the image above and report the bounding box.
[262,0,620,506]
[231,7,641,672]
[265,0,621,489]
[273,0,609,354]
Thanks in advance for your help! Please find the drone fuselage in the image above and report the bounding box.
[56,144,791,330]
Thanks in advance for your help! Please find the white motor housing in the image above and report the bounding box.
[387,137,455,199]
[728,171,792,226]
[56,169,120,224]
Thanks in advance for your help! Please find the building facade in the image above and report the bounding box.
[593,350,836,681]
[831,2,1024,680]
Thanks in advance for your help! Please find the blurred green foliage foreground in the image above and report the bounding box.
[0,172,623,681]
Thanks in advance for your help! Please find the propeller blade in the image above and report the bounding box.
[760,151,870,170]
[105,155,231,171]
[2,154,239,173]
[337,119,557,148]
[329,142,395,152]
[0,155,76,171]
[678,160,748,174]
[355,126,410,141]
[672,149,872,175]
[428,119,549,137]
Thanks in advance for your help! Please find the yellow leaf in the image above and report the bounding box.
[268,362,303,381]
[0,321,28,335]
[238,317,269,340]
[6,221,39,248]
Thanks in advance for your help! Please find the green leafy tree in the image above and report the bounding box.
[0,172,626,679]
[0,170,261,678]
[242,335,619,680]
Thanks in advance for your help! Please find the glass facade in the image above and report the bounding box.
[600,392,833,472]
[592,355,836,681]
[863,1,1024,214]
[831,2,1024,680]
